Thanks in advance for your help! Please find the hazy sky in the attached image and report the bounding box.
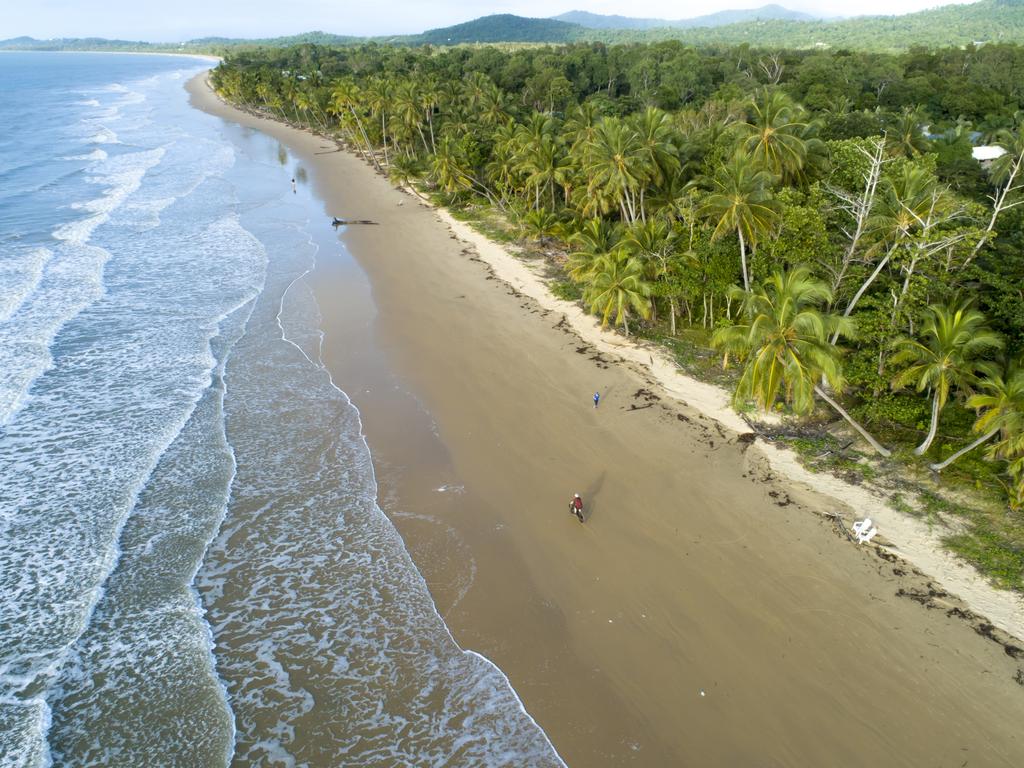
[2,0,977,41]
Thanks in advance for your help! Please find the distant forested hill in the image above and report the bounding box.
[0,36,184,52]
[393,1,1024,50]
[413,14,582,45]
[0,31,359,53]
[553,5,817,30]
[591,0,1024,49]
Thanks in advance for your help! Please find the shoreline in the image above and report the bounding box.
[188,72,1024,766]
[433,211,1024,642]
[0,49,221,61]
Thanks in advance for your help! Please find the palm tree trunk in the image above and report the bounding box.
[914,394,942,456]
[416,124,430,156]
[814,385,892,457]
[349,108,382,173]
[930,428,998,472]
[737,227,750,292]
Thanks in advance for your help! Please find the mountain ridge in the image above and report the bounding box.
[3,1,1024,53]
[552,5,819,30]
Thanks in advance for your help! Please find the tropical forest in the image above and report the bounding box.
[211,37,1024,589]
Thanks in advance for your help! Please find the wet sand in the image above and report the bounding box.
[188,75,1024,766]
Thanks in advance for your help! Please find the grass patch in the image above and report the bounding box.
[945,523,1024,591]
[549,280,582,302]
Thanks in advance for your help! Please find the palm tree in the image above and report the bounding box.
[735,89,812,184]
[621,217,678,322]
[429,136,472,196]
[564,101,605,155]
[520,133,570,211]
[365,77,392,166]
[583,117,647,223]
[699,153,780,292]
[566,218,622,283]
[520,209,562,244]
[329,79,379,171]
[712,267,891,456]
[886,106,931,158]
[485,122,520,206]
[387,155,426,199]
[931,364,1024,471]
[584,251,652,336]
[393,80,430,156]
[890,304,1003,456]
[630,107,681,216]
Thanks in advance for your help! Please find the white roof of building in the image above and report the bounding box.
[973,145,1008,162]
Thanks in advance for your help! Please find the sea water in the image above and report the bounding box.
[0,52,562,767]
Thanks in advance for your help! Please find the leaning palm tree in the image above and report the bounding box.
[387,155,426,199]
[713,266,891,456]
[364,77,393,166]
[699,152,779,292]
[567,218,622,283]
[931,363,1024,471]
[890,304,1004,456]
[584,252,652,336]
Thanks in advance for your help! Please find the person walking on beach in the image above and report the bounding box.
[593,391,600,409]
[569,493,585,522]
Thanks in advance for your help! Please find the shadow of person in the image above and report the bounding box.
[581,471,607,522]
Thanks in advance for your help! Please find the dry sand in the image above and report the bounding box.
[189,74,1024,766]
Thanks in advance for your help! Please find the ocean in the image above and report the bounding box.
[0,52,562,767]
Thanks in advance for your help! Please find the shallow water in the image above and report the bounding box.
[0,52,561,767]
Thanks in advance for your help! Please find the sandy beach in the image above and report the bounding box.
[188,74,1024,766]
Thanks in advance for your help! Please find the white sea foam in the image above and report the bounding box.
[53,147,165,245]
[88,127,119,145]
[2,211,265,763]
[194,213,565,767]
[61,149,108,162]
[116,91,147,107]
[0,248,52,322]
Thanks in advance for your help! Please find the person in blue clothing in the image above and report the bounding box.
[593,391,600,408]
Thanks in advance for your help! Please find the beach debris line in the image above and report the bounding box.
[331,217,378,227]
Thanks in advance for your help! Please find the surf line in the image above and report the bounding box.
[273,221,567,766]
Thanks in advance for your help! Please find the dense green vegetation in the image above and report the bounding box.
[212,39,1024,587]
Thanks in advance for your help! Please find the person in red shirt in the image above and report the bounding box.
[570,493,584,522]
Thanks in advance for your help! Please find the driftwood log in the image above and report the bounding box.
[332,217,377,227]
